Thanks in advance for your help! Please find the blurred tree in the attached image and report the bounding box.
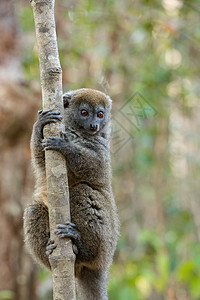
[0,0,40,299]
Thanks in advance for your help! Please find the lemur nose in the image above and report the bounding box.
[90,124,97,130]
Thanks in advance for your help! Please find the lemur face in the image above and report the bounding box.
[63,88,112,135]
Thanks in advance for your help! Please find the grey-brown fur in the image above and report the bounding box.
[23,88,119,300]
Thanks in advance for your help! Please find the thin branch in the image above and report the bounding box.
[30,0,76,299]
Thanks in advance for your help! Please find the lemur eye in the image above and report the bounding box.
[97,111,104,118]
[81,109,88,116]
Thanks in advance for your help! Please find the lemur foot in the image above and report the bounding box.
[46,238,57,256]
[54,222,80,254]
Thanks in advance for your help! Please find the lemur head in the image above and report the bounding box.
[63,88,112,136]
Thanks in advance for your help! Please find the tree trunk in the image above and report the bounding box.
[30,0,76,299]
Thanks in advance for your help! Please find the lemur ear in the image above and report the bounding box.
[63,92,72,108]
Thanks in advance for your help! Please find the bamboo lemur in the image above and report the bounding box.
[23,88,119,300]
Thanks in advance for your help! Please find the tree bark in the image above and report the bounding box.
[30,0,76,299]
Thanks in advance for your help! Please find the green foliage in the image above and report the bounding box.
[0,291,14,300]
[18,4,39,80]
[18,6,34,32]
[109,232,200,300]
[21,49,39,80]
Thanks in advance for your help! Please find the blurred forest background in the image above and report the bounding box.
[0,0,200,299]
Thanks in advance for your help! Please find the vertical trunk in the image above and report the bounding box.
[30,0,76,299]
